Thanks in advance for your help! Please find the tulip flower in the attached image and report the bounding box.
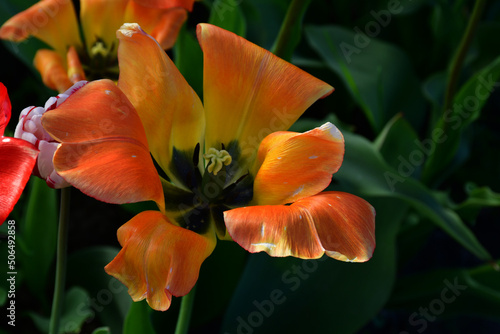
[0,0,195,92]
[0,83,38,224]
[41,23,376,311]
[14,81,88,189]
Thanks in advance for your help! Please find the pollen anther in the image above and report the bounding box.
[203,148,232,175]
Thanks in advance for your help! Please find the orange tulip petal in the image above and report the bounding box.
[42,80,146,144]
[34,49,73,93]
[131,0,196,11]
[124,2,187,50]
[224,192,376,262]
[0,138,38,224]
[197,23,334,163]
[42,80,164,207]
[105,210,215,311]
[67,46,86,84]
[53,139,163,206]
[148,8,187,50]
[0,0,82,56]
[117,23,204,187]
[252,122,344,205]
[80,0,128,54]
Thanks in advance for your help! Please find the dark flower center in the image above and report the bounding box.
[160,141,253,235]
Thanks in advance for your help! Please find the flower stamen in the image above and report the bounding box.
[203,147,232,175]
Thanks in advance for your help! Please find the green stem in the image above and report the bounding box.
[442,0,486,112]
[423,0,486,185]
[49,187,71,334]
[174,285,197,334]
[271,0,312,61]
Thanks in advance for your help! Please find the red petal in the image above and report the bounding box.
[105,210,215,311]
[225,192,376,262]
[0,82,11,136]
[0,138,38,224]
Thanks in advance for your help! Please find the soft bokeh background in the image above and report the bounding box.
[1,0,500,333]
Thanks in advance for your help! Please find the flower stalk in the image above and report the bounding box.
[174,284,197,334]
[271,0,312,61]
[49,187,71,334]
[442,0,486,113]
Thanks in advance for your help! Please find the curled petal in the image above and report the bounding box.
[145,8,187,50]
[0,138,38,224]
[34,49,73,93]
[42,80,164,208]
[1,82,11,136]
[105,211,215,311]
[36,140,69,189]
[124,2,187,50]
[252,122,344,205]
[0,0,82,56]
[197,23,334,164]
[67,46,86,84]
[224,192,376,262]
[117,23,204,187]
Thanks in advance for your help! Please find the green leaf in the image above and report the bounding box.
[429,2,466,64]
[0,286,6,307]
[221,197,406,333]
[422,71,447,125]
[305,25,425,133]
[124,300,156,334]
[0,0,35,20]
[18,177,58,305]
[389,261,500,319]
[66,246,131,334]
[333,129,491,261]
[91,327,111,334]
[374,113,420,171]
[422,55,500,185]
[208,0,246,37]
[454,184,500,222]
[392,0,431,15]
[239,0,288,50]
[473,22,500,70]
[29,287,94,334]
[173,25,203,98]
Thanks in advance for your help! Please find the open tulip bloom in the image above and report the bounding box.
[41,23,376,311]
[0,0,195,92]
